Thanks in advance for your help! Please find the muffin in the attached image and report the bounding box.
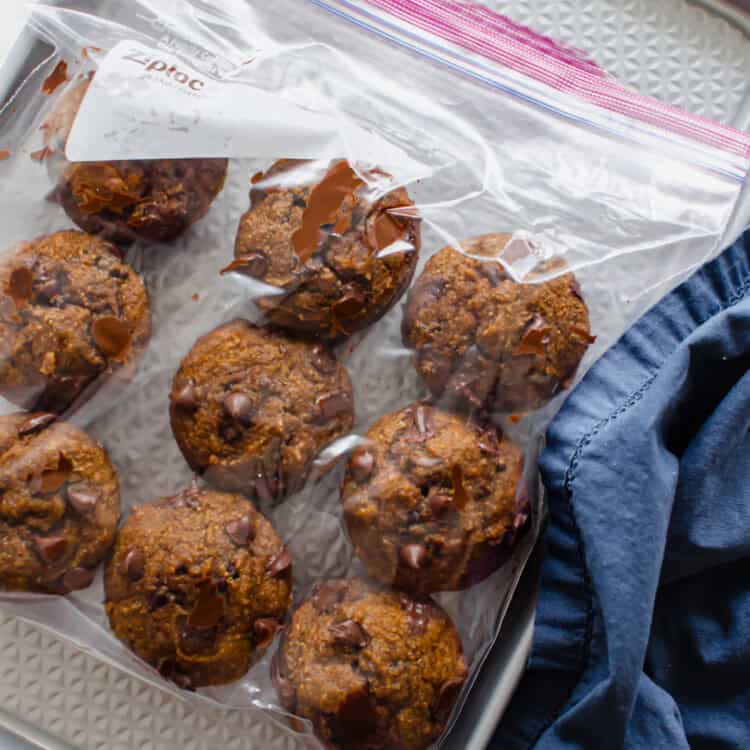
[42,75,227,245]
[230,159,420,340]
[0,230,151,412]
[275,578,467,750]
[341,403,527,593]
[401,235,594,414]
[104,487,292,689]
[170,319,354,500]
[0,412,120,593]
[57,158,228,245]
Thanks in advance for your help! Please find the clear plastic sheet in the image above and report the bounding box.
[0,1,748,747]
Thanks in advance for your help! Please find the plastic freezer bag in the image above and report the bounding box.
[0,1,748,748]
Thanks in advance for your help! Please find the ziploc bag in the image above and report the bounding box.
[0,1,747,748]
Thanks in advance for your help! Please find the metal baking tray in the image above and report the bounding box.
[1,1,749,749]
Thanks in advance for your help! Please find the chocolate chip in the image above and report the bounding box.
[265,548,292,579]
[221,253,269,278]
[400,597,429,635]
[34,535,68,563]
[187,583,225,629]
[413,404,434,440]
[253,617,281,649]
[172,381,197,411]
[66,487,98,515]
[480,261,506,286]
[292,195,307,209]
[310,345,338,374]
[335,688,378,740]
[312,581,345,613]
[329,620,370,649]
[571,324,596,345]
[514,315,552,357]
[122,549,145,581]
[225,514,255,546]
[435,677,464,721]
[149,590,169,610]
[62,566,95,591]
[17,413,56,437]
[478,432,499,456]
[429,494,453,517]
[8,267,33,306]
[399,544,428,570]
[451,465,470,510]
[314,391,352,422]
[223,392,253,425]
[350,449,374,483]
[92,316,131,358]
[36,274,62,301]
[333,294,364,320]
[271,651,296,708]
[173,673,194,691]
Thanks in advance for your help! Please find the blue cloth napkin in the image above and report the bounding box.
[492,230,750,749]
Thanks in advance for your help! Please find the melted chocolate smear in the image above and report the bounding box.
[334,688,378,741]
[188,582,225,629]
[515,316,552,357]
[329,619,370,649]
[9,267,34,307]
[292,161,363,263]
[92,316,131,358]
[350,449,375,483]
[42,60,69,95]
[63,566,95,591]
[34,535,68,563]
[32,454,73,494]
[253,617,281,649]
[66,487,98,515]
[220,253,268,278]
[172,381,197,411]
[265,548,292,579]
[366,207,410,254]
[225,513,254,546]
[17,413,56,437]
[451,465,470,510]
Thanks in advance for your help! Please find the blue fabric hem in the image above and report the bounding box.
[492,231,750,750]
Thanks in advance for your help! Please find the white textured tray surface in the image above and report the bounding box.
[1,1,750,749]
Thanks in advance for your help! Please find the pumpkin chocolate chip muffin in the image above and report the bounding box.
[0,230,151,413]
[0,412,120,594]
[341,403,528,593]
[170,319,354,501]
[104,487,291,689]
[275,578,467,750]
[402,234,594,414]
[230,159,420,340]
